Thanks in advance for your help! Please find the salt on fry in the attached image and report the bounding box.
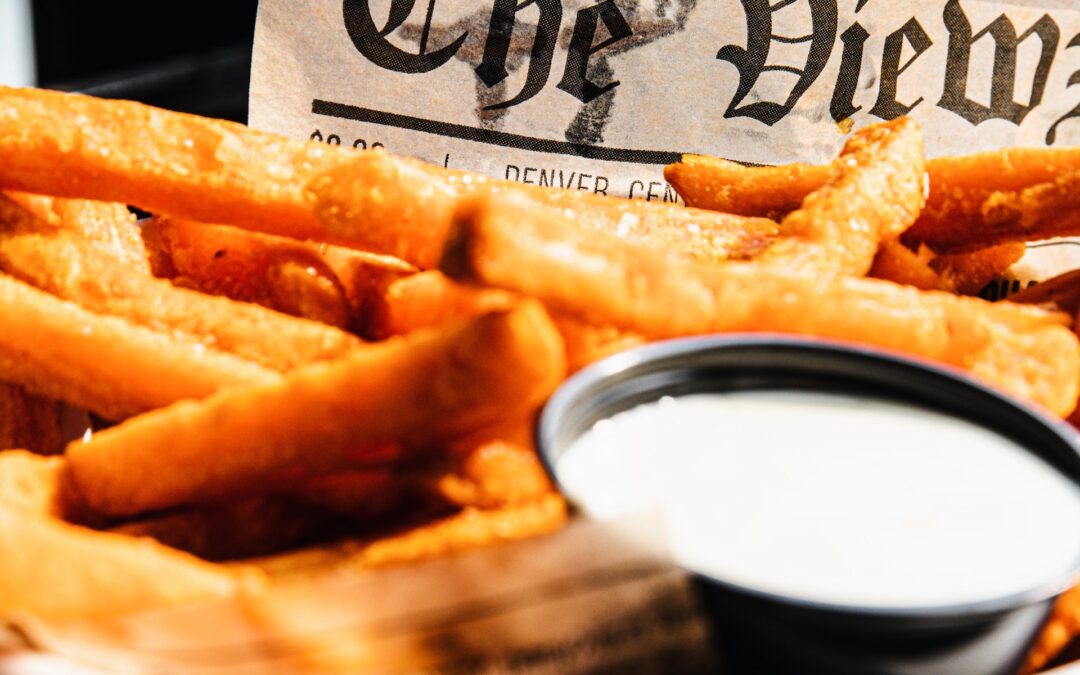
[0,194,364,371]
[66,302,566,516]
[0,273,279,420]
[441,194,1079,415]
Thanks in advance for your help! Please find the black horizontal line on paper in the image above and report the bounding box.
[311,99,683,165]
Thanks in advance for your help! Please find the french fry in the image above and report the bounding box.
[363,270,516,340]
[0,195,364,371]
[66,302,566,517]
[0,452,259,619]
[147,217,415,330]
[0,383,63,454]
[665,154,830,218]
[1010,269,1080,314]
[441,194,1079,415]
[4,192,149,274]
[0,87,778,269]
[667,144,1080,253]
[871,241,1026,295]
[551,313,645,374]
[753,118,925,275]
[0,273,279,420]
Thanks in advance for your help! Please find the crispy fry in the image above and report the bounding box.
[667,145,1080,253]
[363,270,516,340]
[0,87,778,269]
[932,242,1026,295]
[0,452,258,619]
[0,383,63,454]
[0,273,279,420]
[3,192,149,273]
[754,118,924,275]
[427,436,554,509]
[147,217,415,330]
[66,302,566,516]
[551,313,645,374]
[0,195,363,371]
[441,195,1079,415]
[1023,582,1080,673]
[665,155,829,219]
[871,241,1026,295]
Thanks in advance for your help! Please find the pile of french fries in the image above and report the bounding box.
[0,86,1079,670]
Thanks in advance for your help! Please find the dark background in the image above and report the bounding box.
[34,0,260,121]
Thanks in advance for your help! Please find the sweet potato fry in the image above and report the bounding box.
[0,195,363,371]
[147,217,415,330]
[667,144,1080,253]
[0,87,778,269]
[869,241,944,291]
[441,195,1079,415]
[0,452,258,619]
[66,302,566,517]
[0,273,279,420]
[754,118,925,275]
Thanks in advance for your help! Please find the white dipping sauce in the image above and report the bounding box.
[557,391,1080,608]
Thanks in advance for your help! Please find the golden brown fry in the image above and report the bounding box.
[932,242,1026,295]
[0,195,363,371]
[428,435,554,509]
[754,118,924,275]
[4,191,149,273]
[551,313,645,374]
[66,302,566,517]
[665,155,829,219]
[148,217,415,330]
[0,273,279,420]
[667,144,1080,253]
[0,383,63,454]
[1010,269,1080,315]
[363,270,516,340]
[111,496,341,561]
[0,87,777,269]
[441,195,1079,415]
[0,452,258,619]
[1023,583,1080,673]
[871,241,1026,296]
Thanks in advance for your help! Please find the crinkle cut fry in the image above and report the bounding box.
[0,452,258,619]
[440,195,1079,416]
[66,302,566,517]
[666,144,1080,253]
[0,273,279,420]
[753,118,925,275]
[0,195,364,372]
[0,86,778,269]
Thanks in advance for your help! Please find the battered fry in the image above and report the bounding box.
[441,195,1079,415]
[0,195,364,371]
[0,87,778,269]
[66,302,566,516]
[0,273,279,420]
[0,383,63,454]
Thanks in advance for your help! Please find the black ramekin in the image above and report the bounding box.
[536,334,1080,675]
